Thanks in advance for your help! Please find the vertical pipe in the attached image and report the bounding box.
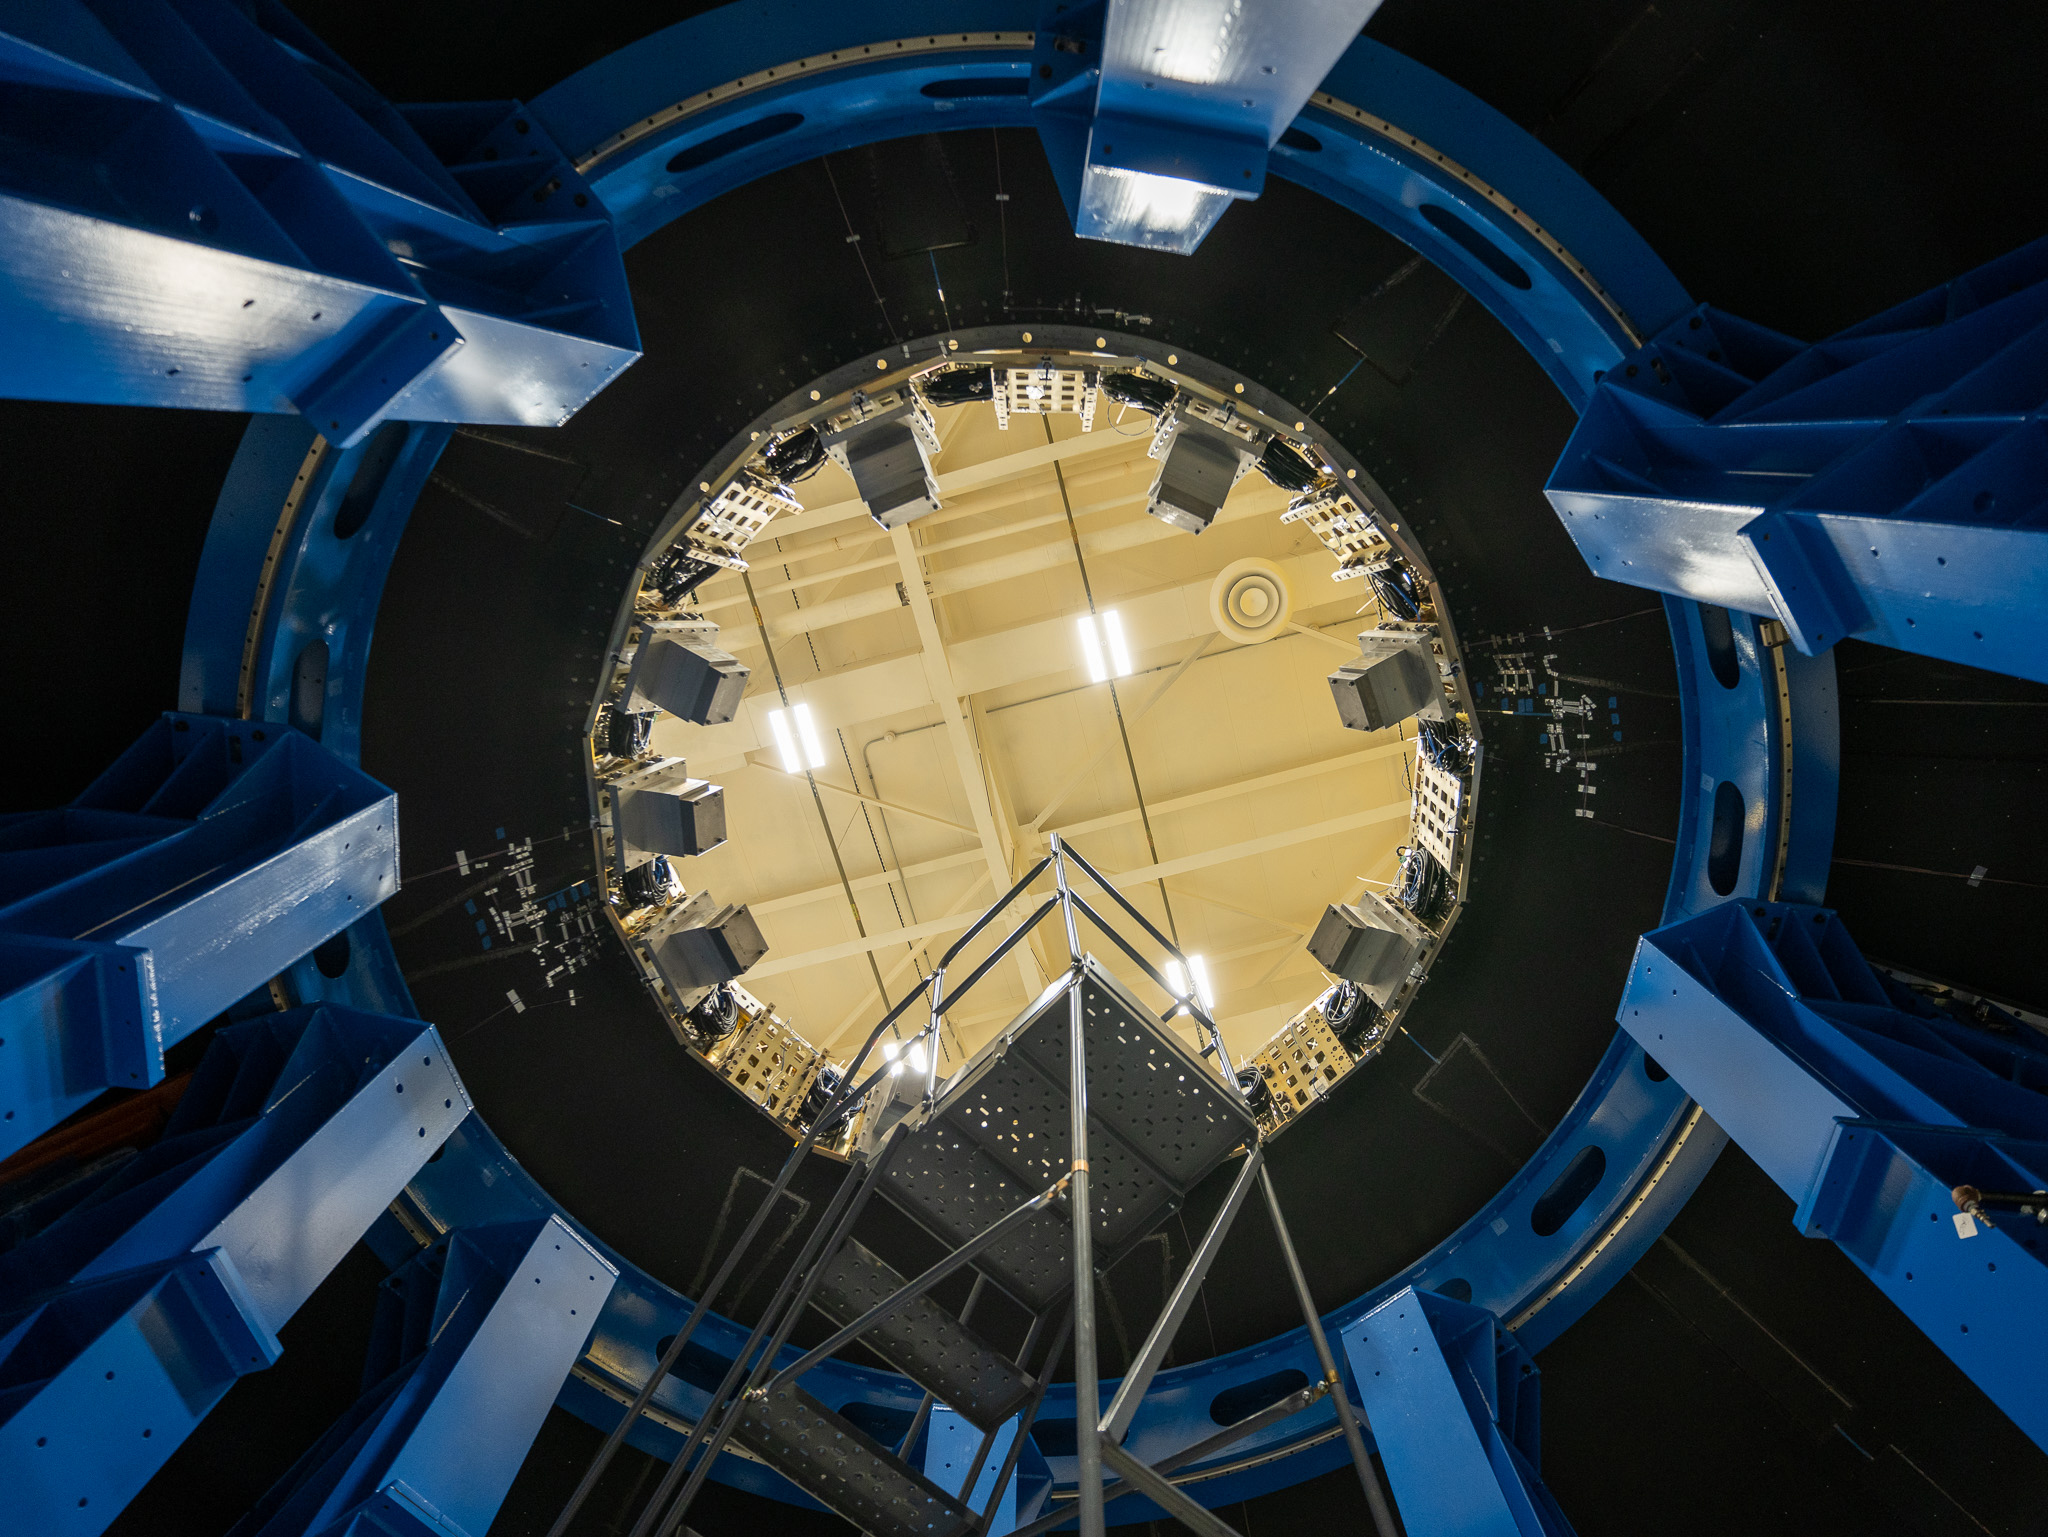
[1066,981,1104,1537]
[1051,835,1083,964]
[1259,1168,1399,1537]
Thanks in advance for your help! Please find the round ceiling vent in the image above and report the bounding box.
[1209,557,1294,644]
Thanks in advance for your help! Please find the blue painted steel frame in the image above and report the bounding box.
[152,1,1843,1520]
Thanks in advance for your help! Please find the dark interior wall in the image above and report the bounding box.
[1,3,2042,1536]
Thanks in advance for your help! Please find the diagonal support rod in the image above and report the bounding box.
[1259,1166,1400,1537]
[1009,1386,1326,1537]
[1100,1146,1265,1443]
[764,1173,1072,1392]
[1098,1437,1242,1537]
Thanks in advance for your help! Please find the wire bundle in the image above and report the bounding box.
[1255,436,1322,492]
[761,424,826,482]
[1322,979,1386,1054]
[649,547,718,606]
[686,982,741,1043]
[1101,369,1177,414]
[1397,843,1453,923]
[919,366,996,406]
[1415,719,1470,776]
[1368,560,1426,620]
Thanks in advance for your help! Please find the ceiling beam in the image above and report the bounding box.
[664,550,1347,777]
[1048,740,1413,841]
[747,758,976,837]
[889,522,1044,996]
[748,847,983,917]
[744,800,1409,977]
[1101,801,1411,888]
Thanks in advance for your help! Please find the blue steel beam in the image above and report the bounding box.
[922,1409,1030,1536]
[0,0,638,446]
[0,1004,469,1535]
[134,2,1841,1516]
[1028,0,1383,253]
[1547,237,2048,681]
[0,1249,284,1537]
[231,1216,614,1537]
[0,1004,469,1338]
[0,716,400,1160]
[1342,1287,1576,1537]
[1618,901,2048,1450]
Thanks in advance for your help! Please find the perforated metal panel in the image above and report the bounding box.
[880,1119,1075,1310]
[733,1381,975,1537]
[1412,746,1464,872]
[811,1241,1032,1433]
[881,962,1254,1312]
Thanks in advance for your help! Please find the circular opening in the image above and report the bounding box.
[1531,1145,1608,1237]
[1418,203,1532,290]
[588,333,1480,1143]
[313,929,352,978]
[668,113,806,176]
[1706,781,1746,896]
[1210,1368,1311,1425]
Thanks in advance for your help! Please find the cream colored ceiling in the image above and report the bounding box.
[656,400,1414,1075]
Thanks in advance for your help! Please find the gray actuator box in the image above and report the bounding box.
[1328,628,1446,732]
[645,894,768,1006]
[625,622,749,724]
[613,758,726,865]
[842,419,941,528]
[1307,892,1428,1007]
[1147,419,1255,535]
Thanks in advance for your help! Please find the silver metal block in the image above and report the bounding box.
[1329,627,1445,731]
[1308,893,1428,1007]
[645,896,767,1003]
[625,622,748,723]
[1147,418,1255,534]
[613,759,726,864]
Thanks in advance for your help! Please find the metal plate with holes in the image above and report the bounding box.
[811,1240,1032,1434]
[880,1118,1075,1310]
[733,1380,975,1537]
[884,961,1256,1311]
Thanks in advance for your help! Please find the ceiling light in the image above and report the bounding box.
[1077,611,1133,683]
[766,703,830,772]
[1165,955,1215,1010]
[1077,614,1108,683]
[906,1040,928,1074]
[1101,610,1133,676]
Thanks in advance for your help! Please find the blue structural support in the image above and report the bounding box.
[0,1004,470,1535]
[0,715,401,1159]
[1028,0,1381,254]
[230,1216,614,1537]
[0,1249,284,1536]
[1342,1287,1576,1537]
[1618,901,2048,1451]
[921,1409,1042,1537]
[1548,237,2048,681]
[0,0,638,445]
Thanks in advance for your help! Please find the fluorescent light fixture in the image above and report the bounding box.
[1076,611,1133,683]
[906,1040,928,1074]
[1166,954,1216,1010]
[1101,610,1133,677]
[765,702,829,771]
[882,1041,899,1061]
[1077,614,1108,682]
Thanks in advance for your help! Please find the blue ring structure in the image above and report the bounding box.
[174,4,1840,1517]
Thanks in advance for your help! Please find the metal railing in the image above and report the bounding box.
[548,835,1398,1537]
